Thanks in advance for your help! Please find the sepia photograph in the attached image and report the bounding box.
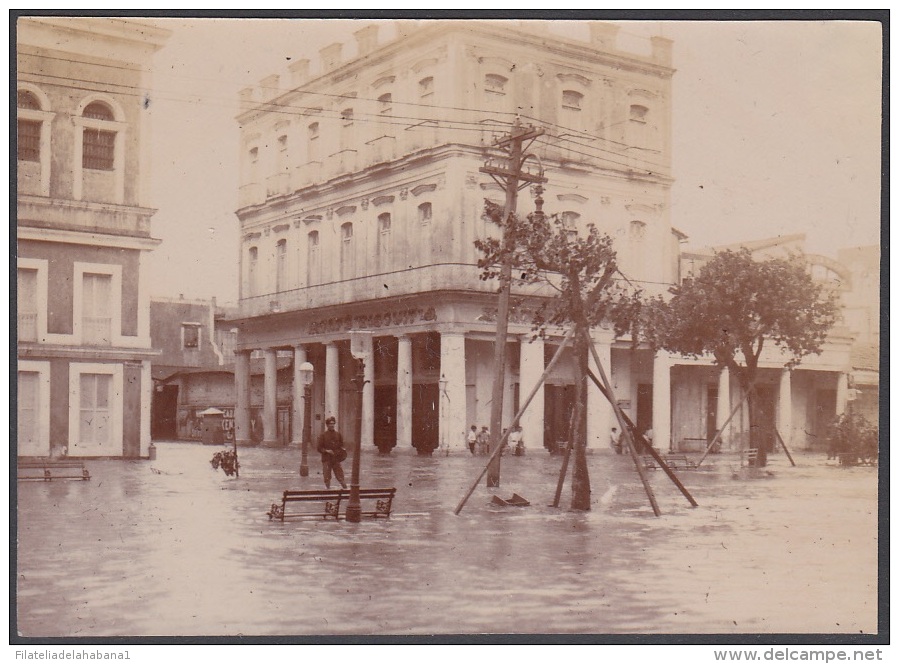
[13,10,885,650]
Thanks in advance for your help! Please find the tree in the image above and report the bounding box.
[641,249,838,466]
[476,200,640,509]
[824,411,878,465]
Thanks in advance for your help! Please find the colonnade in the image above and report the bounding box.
[231,330,619,452]
[232,333,847,453]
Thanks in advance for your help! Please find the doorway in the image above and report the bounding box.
[544,384,579,453]
[374,385,397,451]
[411,383,439,453]
[151,384,178,440]
[636,383,653,434]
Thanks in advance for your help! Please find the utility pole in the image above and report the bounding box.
[479,118,545,488]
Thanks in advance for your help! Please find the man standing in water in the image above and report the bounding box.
[317,416,347,489]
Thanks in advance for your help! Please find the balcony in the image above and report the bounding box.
[239,263,555,318]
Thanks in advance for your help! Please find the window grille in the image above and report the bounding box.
[17,119,41,162]
[82,128,115,171]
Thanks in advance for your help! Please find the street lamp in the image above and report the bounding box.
[299,361,314,477]
[346,331,372,523]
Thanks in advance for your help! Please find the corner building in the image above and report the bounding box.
[233,21,681,453]
[16,18,170,458]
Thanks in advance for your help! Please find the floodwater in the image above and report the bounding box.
[16,442,879,637]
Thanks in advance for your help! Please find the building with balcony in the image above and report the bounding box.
[231,20,684,454]
[16,17,170,458]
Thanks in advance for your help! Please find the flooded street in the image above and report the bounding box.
[16,443,878,637]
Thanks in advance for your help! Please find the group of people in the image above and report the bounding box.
[313,416,534,490]
[466,425,525,457]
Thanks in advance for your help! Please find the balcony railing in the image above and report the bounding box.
[239,263,559,318]
[83,317,112,345]
[18,313,38,342]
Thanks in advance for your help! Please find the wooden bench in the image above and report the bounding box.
[18,460,91,482]
[267,487,396,521]
[641,454,697,471]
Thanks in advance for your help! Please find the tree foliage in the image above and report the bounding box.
[476,200,641,339]
[825,411,878,465]
[642,248,838,375]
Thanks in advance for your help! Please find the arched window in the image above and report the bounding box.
[562,90,584,110]
[418,77,434,100]
[378,213,392,271]
[277,134,288,169]
[485,74,508,95]
[83,102,114,121]
[307,122,320,162]
[629,220,646,239]
[630,104,649,122]
[378,93,392,115]
[418,202,432,225]
[275,239,288,292]
[340,222,355,280]
[628,104,650,148]
[18,90,40,110]
[628,221,647,279]
[307,231,320,285]
[82,102,116,171]
[248,246,259,296]
[17,87,52,196]
[340,108,354,152]
[561,211,580,236]
[17,91,42,162]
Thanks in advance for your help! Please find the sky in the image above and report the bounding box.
[143,18,883,305]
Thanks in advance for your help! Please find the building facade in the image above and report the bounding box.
[149,296,241,442]
[232,21,682,453]
[16,18,170,458]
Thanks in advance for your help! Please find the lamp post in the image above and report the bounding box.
[346,331,372,523]
[299,361,314,477]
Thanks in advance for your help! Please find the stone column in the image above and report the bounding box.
[396,335,413,449]
[518,336,544,453]
[652,351,672,452]
[587,331,614,450]
[292,345,307,447]
[836,372,849,416]
[716,366,731,450]
[140,360,151,456]
[325,342,340,420]
[234,350,251,445]
[777,368,793,449]
[363,348,374,449]
[439,332,467,451]
[263,348,278,445]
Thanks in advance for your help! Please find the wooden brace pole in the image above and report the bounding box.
[696,387,751,468]
[586,369,698,508]
[454,329,574,515]
[581,329,661,517]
